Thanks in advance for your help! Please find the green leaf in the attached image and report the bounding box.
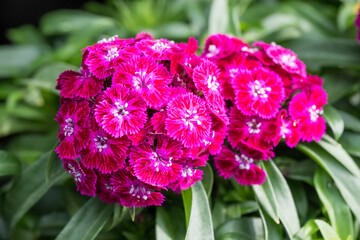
[253,172,279,224]
[259,207,282,240]
[314,168,354,240]
[318,136,360,178]
[339,132,360,158]
[294,219,318,240]
[185,181,214,240]
[45,141,59,182]
[298,143,360,223]
[315,219,341,240]
[283,38,360,70]
[0,45,43,78]
[215,217,264,240]
[208,0,229,34]
[0,150,21,176]
[200,163,214,198]
[40,10,114,35]
[322,105,344,141]
[261,160,300,239]
[182,187,192,228]
[156,207,175,240]
[129,207,136,222]
[339,110,360,133]
[55,198,112,240]
[4,151,67,229]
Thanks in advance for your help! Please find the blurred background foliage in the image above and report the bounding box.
[0,0,360,239]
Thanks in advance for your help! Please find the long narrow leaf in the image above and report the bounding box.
[315,219,341,240]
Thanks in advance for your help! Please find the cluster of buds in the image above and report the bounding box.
[55,33,327,207]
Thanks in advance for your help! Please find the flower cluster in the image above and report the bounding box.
[356,7,360,43]
[55,33,228,207]
[55,32,327,207]
[203,34,327,185]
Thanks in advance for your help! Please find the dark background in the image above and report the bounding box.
[0,0,103,44]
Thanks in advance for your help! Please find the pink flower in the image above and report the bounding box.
[129,135,183,186]
[56,65,104,99]
[85,39,137,79]
[274,109,301,148]
[228,106,280,151]
[193,59,225,109]
[214,145,266,185]
[96,172,122,204]
[151,110,168,134]
[62,158,97,196]
[112,169,165,207]
[82,118,130,173]
[203,34,247,60]
[55,101,90,159]
[136,39,180,60]
[113,56,172,108]
[94,84,147,138]
[232,67,285,119]
[289,86,327,142]
[168,158,204,193]
[254,42,306,78]
[166,93,212,148]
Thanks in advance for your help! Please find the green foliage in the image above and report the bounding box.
[1,0,360,239]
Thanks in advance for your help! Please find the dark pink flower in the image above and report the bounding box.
[56,65,104,99]
[166,93,212,148]
[94,84,147,138]
[113,56,172,108]
[232,67,285,119]
[289,86,327,142]
[55,101,90,159]
[96,172,122,204]
[82,119,130,173]
[129,135,183,186]
[151,110,167,134]
[193,59,225,109]
[254,42,306,78]
[214,145,266,185]
[356,9,360,42]
[135,32,154,42]
[62,158,97,196]
[228,106,279,151]
[274,109,301,148]
[112,169,165,207]
[85,39,137,79]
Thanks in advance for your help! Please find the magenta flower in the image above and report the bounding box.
[356,9,360,42]
[62,158,97,196]
[232,67,285,119]
[112,169,165,207]
[166,92,212,148]
[95,172,123,204]
[202,34,246,60]
[274,109,301,148]
[193,59,225,109]
[254,42,306,78]
[136,39,180,60]
[113,56,172,108]
[94,84,147,138]
[82,119,130,173]
[129,135,183,186]
[228,106,279,151]
[289,86,327,142]
[151,110,168,134]
[56,65,104,99]
[55,100,90,159]
[85,38,137,79]
[214,145,266,185]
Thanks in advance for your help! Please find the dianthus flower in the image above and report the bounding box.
[356,8,360,42]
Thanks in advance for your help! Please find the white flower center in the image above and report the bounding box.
[309,104,323,122]
[235,154,254,170]
[206,44,219,58]
[151,41,171,51]
[67,163,82,182]
[112,102,129,118]
[182,109,202,131]
[63,118,74,137]
[251,80,271,99]
[97,35,118,44]
[105,47,119,61]
[207,75,219,91]
[181,165,196,177]
[129,184,151,200]
[150,152,173,172]
[246,118,261,134]
[94,135,108,153]
[133,70,152,90]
